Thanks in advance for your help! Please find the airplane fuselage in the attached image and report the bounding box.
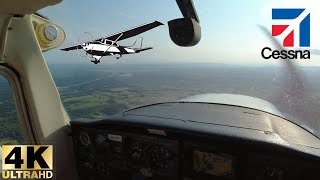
[83,42,135,56]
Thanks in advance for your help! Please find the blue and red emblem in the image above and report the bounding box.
[272,9,310,47]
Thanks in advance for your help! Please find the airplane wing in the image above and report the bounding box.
[60,45,83,51]
[135,47,153,53]
[94,21,164,42]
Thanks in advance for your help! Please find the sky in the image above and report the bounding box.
[39,0,320,66]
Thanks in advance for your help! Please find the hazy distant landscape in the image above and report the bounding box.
[1,63,320,143]
[48,63,320,119]
[50,63,284,119]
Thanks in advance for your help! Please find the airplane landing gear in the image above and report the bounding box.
[110,53,122,59]
[91,60,100,64]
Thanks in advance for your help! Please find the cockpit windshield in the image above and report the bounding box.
[40,0,320,138]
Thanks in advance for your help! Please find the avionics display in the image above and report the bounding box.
[193,150,233,177]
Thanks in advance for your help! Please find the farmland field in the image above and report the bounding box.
[1,63,320,143]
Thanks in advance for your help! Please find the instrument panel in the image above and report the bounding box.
[73,127,179,180]
[72,125,319,180]
[70,102,320,180]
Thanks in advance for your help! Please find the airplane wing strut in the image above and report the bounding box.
[104,33,124,53]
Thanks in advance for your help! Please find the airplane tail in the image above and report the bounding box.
[135,47,153,53]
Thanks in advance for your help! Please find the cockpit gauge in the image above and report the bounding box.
[149,145,174,170]
[44,24,58,41]
[79,131,90,146]
[32,14,66,51]
[127,141,146,165]
[36,23,60,45]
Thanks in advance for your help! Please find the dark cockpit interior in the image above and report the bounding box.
[71,101,320,180]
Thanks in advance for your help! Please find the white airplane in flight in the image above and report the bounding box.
[60,21,163,64]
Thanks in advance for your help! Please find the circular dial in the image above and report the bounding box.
[127,141,146,166]
[79,131,90,145]
[149,145,174,170]
[44,24,58,41]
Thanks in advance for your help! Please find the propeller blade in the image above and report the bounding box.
[258,25,320,136]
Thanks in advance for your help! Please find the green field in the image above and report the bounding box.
[1,63,320,141]
[0,77,24,144]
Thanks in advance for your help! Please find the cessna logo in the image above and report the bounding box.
[2,145,53,179]
[261,8,311,60]
[261,47,310,59]
[272,8,310,47]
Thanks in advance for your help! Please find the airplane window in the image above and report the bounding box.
[0,76,24,145]
[106,40,113,45]
[41,0,320,139]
